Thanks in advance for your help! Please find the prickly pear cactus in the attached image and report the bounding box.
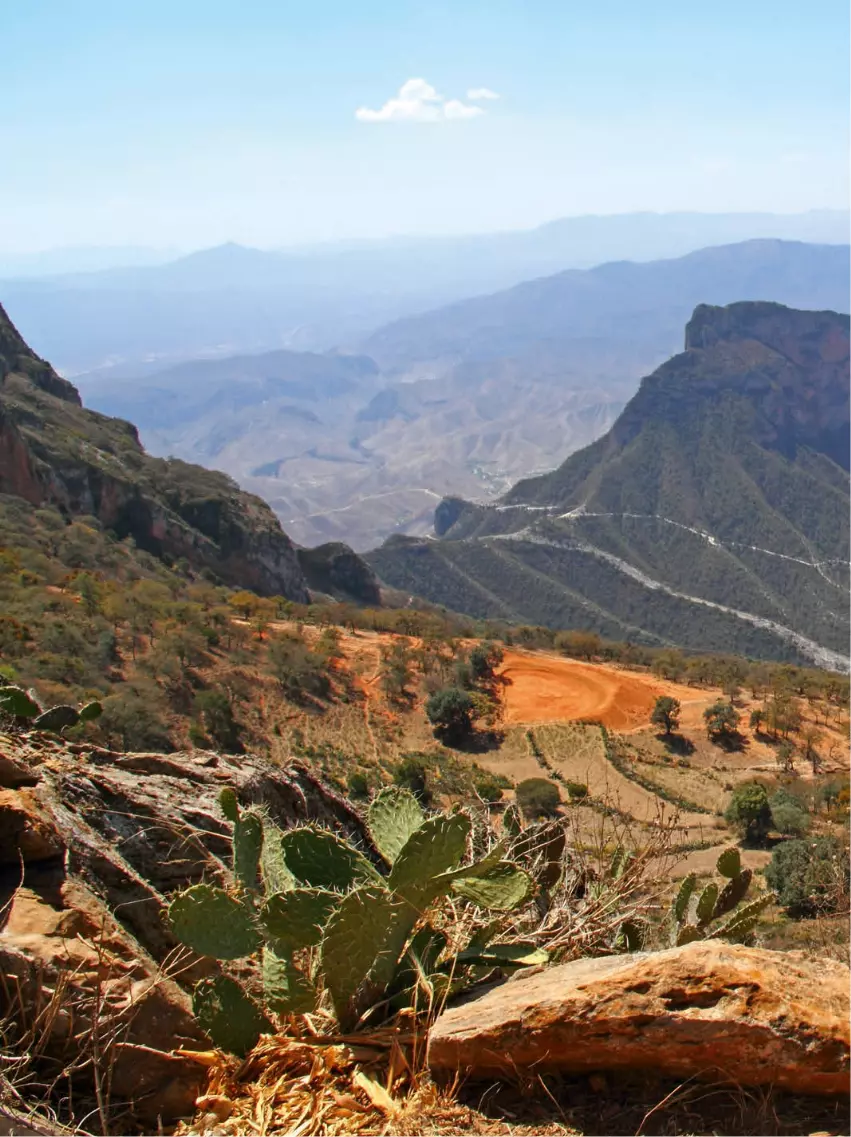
[669,850,774,947]
[32,705,80,732]
[260,888,340,952]
[0,686,42,718]
[281,826,382,890]
[368,787,425,864]
[233,810,264,892]
[452,862,532,910]
[193,975,272,1056]
[168,884,260,959]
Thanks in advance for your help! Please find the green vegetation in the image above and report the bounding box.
[515,777,561,819]
[425,687,475,744]
[724,782,772,844]
[668,847,774,945]
[650,695,681,736]
[703,700,740,744]
[765,837,849,917]
[169,788,538,1049]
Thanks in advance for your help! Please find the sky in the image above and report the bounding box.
[1,0,848,253]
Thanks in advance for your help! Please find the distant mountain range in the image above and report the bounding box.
[77,239,851,551]
[3,209,847,376]
[367,302,850,669]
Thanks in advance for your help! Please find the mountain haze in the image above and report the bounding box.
[368,302,850,669]
[76,240,850,552]
[3,211,847,376]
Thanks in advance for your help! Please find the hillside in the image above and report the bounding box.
[0,301,311,600]
[77,240,850,551]
[368,302,850,668]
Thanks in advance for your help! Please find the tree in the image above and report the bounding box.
[469,641,504,684]
[704,700,740,743]
[748,708,765,733]
[775,741,795,773]
[765,837,850,917]
[194,690,241,752]
[650,695,681,736]
[425,687,475,744]
[769,790,810,837]
[800,726,824,774]
[554,630,601,661]
[724,781,771,843]
[515,777,561,819]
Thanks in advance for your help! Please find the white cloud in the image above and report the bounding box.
[467,87,500,101]
[355,78,491,124]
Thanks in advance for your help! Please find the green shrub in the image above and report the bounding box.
[99,690,172,752]
[650,695,680,735]
[194,690,241,752]
[474,774,507,804]
[393,755,431,803]
[704,700,740,743]
[346,771,369,798]
[516,777,561,819]
[765,837,849,916]
[425,687,475,744]
[724,782,771,844]
[565,781,588,801]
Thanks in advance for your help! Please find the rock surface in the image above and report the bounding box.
[428,940,850,1095]
[0,732,374,1124]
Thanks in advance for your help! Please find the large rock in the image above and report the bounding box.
[428,941,850,1095]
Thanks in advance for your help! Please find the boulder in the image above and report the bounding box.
[428,940,850,1095]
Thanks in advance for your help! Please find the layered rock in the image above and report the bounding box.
[428,940,850,1095]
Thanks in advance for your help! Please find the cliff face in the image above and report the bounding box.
[367,303,850,665]
[0,302,310,600]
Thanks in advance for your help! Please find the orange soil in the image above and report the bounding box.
[498,650,686,730]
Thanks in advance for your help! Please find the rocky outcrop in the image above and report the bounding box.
[296,541,382,605]
[0,302,310,601]
[0,732,373,1125]
[428,940,850,1095]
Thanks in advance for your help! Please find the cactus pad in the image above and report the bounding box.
[695,882,719,926]
[455,941,548,968]
[452,862,532,910]
[675,922,703,946]
[320,885,401,1027]
[261,829,296,894]
[78,701,103,723]
[367,787,425,864]
[710,893,774,942]
[260,888,340,951]
[219,788,239,822]
[712,868,753,920]
[0,686,41,718]
[32,705,80,732]
[715,847,741,879]
[281,826,382,890]
[388,813,471,905]
[168,884,260,959]
[672,873,697,923]
[262,948,317,1014]
[233,810,263,892]
[193,975,272,1056]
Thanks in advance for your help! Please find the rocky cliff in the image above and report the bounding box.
[0,302,310,600]
[368,303,850,665]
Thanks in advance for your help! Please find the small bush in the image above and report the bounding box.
[516,777,561,819]
[425,687,475,744]
[393,755,432,803]
[347,771,369,798]
[474,774,507,804]
[724,781,771,844]
[565,780,588,801]
[765,836,850,916]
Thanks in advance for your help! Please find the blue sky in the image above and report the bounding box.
[2,0,848,251]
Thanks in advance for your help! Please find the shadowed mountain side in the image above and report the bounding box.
[367,303,850,668]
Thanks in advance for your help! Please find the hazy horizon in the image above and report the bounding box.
[3,1,848,255]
